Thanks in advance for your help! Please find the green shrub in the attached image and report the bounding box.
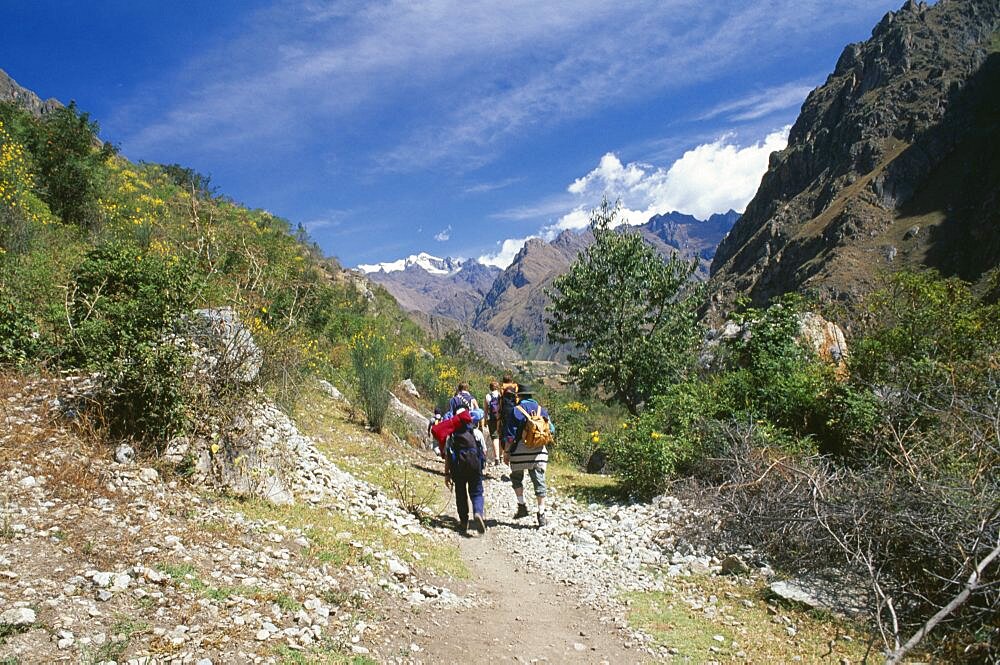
[0,286,39,366]
[349,329,395,432]
[547,400,596,467]
[605,419,682,499]
[105,341,189,443]
[65,241,198,443]
[31,102,115,230]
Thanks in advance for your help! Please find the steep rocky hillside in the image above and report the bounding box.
[473,230,593,359]
[710,0,1000,311]
[0,68,60,117]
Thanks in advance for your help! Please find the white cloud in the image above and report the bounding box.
[434,225,452,242]
[117,1,896,169]
[478,236,536,268]
[699,82,815,122]
[542,127,789,237]
[464,177,522,194]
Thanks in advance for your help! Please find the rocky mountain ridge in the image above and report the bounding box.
[361,210,740,360]
[361,258,500,326]
[710,0,1000,312]
[0,68,61,117]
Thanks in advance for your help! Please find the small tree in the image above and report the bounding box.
[546,200,700,414]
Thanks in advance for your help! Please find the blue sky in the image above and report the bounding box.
[3,1,903,268]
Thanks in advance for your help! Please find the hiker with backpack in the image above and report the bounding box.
[484,381,502,466]
[427,407,443,452]
[500,384,553,527]
[444,408,488,535]
[449,382,478,415]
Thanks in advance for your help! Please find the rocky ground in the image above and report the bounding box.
[0,374,464,664]
[1,374,867,663]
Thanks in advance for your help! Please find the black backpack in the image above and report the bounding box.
[449,428,483,478]
[498,392,518,443]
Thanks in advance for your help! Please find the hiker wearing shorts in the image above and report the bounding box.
[501,385,550,527]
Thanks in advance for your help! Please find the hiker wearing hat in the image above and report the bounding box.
[444,408,488,534]
[501,384,551,527]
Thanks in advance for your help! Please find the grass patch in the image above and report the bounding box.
[283,390,468,580]
[0,623,31,647]
[84,613,151,663]
[547,461,626,504]
[273,641,379,664]
[229,497,469,581]
[624,575,869,662]
[155,562,262,602]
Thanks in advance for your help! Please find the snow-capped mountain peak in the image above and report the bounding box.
[356,252,466,276]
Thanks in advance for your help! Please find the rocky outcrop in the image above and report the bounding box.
[0,69,61,117]
[189,307,263,383]
[711,0,1000,313]
[700,311,849,375]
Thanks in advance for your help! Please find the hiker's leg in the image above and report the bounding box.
[510,469,526,503]
[529,466,547,513]
[469,473,485,516]
[454,477,470,524]
[489,421,500,462]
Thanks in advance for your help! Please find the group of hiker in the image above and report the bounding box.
[428,375,553,533]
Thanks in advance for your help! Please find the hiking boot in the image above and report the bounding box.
[536,512,547,527]
[473,513,486,534]
[513,504,529,519]
[459,518,469,533]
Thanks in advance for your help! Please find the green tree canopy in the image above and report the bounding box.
[546,200,700,414]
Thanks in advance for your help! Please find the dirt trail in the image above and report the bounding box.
[401,457,647,665]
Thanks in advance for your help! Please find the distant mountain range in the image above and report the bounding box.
[358,210,740,360]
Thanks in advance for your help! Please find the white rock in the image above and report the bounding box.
[18,476,37,489]
[111,574,132,591]
[92,572,113,588]
[387,559,410,580]
[138,468,159,483]
[255,629,270,641]
[114,444,135,464]
[0,607,36,626]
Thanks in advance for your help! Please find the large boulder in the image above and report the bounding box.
[189,307,263,383]
[700,311,848,376]
[796,312,849,378]
[390,392,429,436]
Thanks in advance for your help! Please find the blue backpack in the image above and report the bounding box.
[448,428,483,478]
[486,392,501,420]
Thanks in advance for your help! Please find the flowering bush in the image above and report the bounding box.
[350,329,395,432]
